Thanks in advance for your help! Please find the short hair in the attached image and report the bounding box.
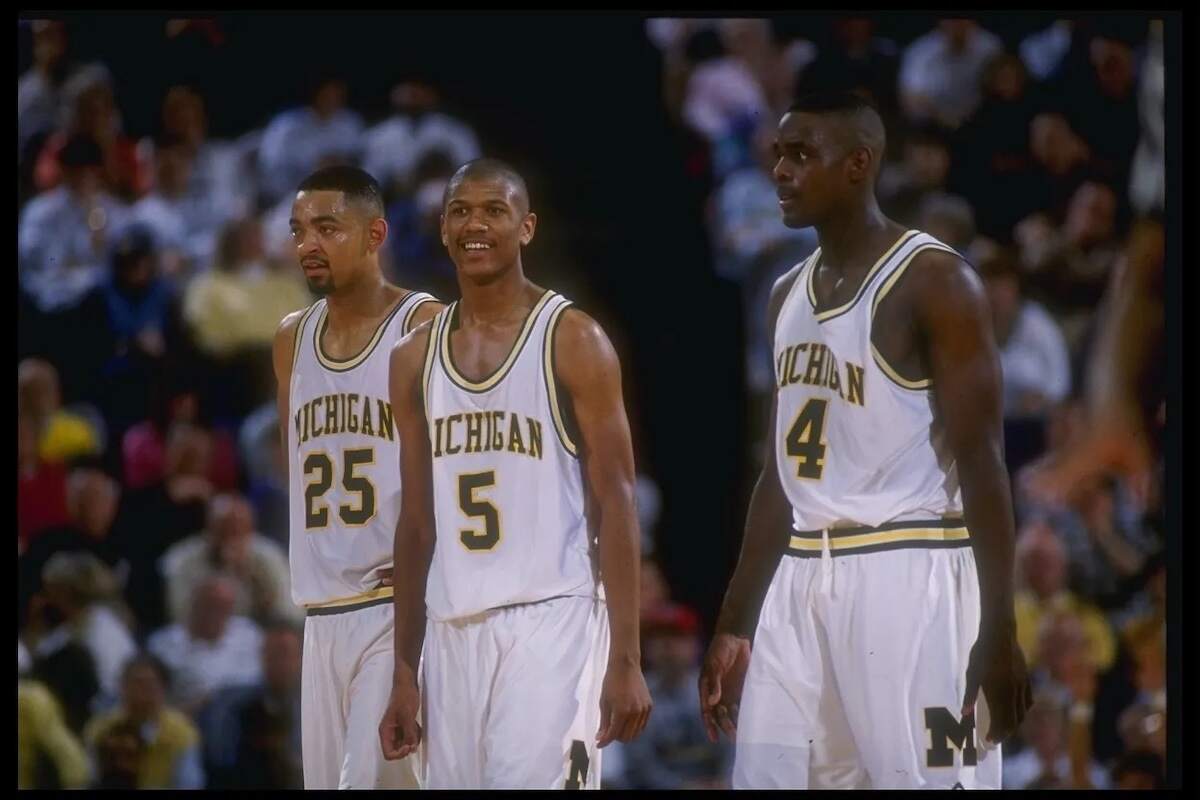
[788,90,887,165]
[120,651,172,689]
[297,165,385,218]
[60,134,104,169]
[443,158,531,213]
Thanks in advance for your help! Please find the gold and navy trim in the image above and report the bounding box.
[304,585,394,616]
[543,299,579,458]
[439,290,556,393]
[421,308,442,424]
[785,518,969,558]
[807,229,920,324]
[314,296,407,373]
[402,293,439,336]
[291,302,322,372]
[869,241,960,392]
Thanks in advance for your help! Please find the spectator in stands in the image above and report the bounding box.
[363,79,481,200]
[32,552,137,708]
[147,573,264,715]
[18,413,71,551]
[1051,21,1145,195]
[183,215,311,361]
[712,121,817,396]
[383,149,460,296]
[113,422,214,633]
[679,26,770,179]
[878,124,952,226]
[121,387,241,493]
[18,676,92,789]
[161,492,299,627]
[1111,750,1166,789]
[238,405,290,547]
[972,240,1071,419]
[18,20,78,174]
[950,52,1046,239]
[641,557,671,617]
[1016,179,1123,349]
[18,134,130,313]
[916,192,976,252]
[795,18,901,135]
[1014,522,1116,676]
[899,19,1003,130]
[257,74,364,203]
[1019,20,1076,82]
[1002,691,1110,789]
[1129,21,1163,216]
[158,84,255,221]
[33,63,151,201]
[18,357,104,465]
[20,467,126,628]
[199,622,303,789]
[129,132,229,277]
[85,653,204,789]
[621,604,731,788]
[715,19,813,117]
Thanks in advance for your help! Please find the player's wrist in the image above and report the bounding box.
[607,650,642,669]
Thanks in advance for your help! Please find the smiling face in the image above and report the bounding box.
[440,176,536,284]
[289,190,386,295]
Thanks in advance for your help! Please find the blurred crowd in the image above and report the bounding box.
[17,16,1166,790]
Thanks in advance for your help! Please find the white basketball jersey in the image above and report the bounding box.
[422,290,598,622]
[288,290,437,607]
[773,230,964,532]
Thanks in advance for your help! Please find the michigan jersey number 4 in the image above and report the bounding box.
[304,448,377,529]
[785,398,828,480]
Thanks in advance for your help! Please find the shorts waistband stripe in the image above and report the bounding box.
[785,519,969,558]
[304,586,393,615]
[305,594,393,617]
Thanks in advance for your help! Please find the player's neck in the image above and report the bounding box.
[324,270,394,328]
[815,200,897,273]
[457,262,535,325]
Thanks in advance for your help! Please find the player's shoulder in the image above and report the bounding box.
[273,301,320,359]
[903,246,982,302]
[554,306,614,359]
[766,254,815,327]
[389,313,438,378]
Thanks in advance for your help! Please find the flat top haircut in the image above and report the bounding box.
[789,90,887,167]
[443,158,531,215]
[297,165,385,219]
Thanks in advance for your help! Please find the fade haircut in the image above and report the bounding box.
[789,90,887,167]
[297,165,385,219]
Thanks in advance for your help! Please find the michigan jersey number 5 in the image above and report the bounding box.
[459,471,501,551]
[304,448,377,529]
[785,398,828,480]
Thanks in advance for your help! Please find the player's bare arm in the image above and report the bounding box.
[379,320,438,761]
[906,249,1033,745]
[699,264,802,743]
[553,308,653,748]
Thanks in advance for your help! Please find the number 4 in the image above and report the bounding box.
[785,398,828,480]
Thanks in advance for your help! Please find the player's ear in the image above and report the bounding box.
[520,212,537,247]
[367,217,388,252]
[440,214,448,248]
[846,145,874,185]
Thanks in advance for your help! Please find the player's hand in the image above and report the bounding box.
[698,632,751,742]
[379,675,422,760]
[596,659,652,748]
[962,621,1032,747]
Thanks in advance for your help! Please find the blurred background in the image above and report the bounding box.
[17,14,1174,790]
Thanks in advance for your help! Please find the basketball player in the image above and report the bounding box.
[378,159,652,788]
[271,166,442,788]
[698,93,1032,788]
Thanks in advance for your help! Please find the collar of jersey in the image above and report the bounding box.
[314,294,408,372]
[439,289,556,393]
[806,229,919,323]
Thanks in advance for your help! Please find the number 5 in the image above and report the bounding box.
[458,471,501,551]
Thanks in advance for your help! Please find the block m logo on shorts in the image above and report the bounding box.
[924,707,978,768]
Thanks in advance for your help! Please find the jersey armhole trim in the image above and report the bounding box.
[543,301,579,458]
[290,302,322,372]
[401,293,437,336]
[869,243,958,392]
[421,308,443,424]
